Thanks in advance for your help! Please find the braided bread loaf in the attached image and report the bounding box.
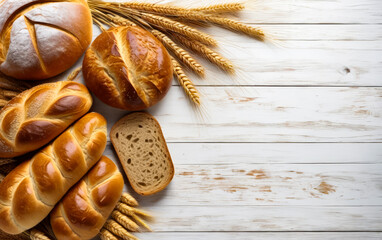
[50,156,124,240]
[0,112,107,235]
[0,81,92,158]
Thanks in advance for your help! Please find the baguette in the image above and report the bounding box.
[111,112,174,195]
[50,156,124,240]
[0,112,107,235]
[0,81,92,158]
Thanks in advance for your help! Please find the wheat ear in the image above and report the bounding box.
[121,193,139,207]
[138,13,217,46]
[151,30,205,77]
[191,3,245,13]
[172,34,234,73]
[106,14,137,27]
[113,2,188,15]
[207,16,265,41]
[104,220,139,240]
[66,67,82,81]
[116,202,135,217]
[100,228,118,240]
[30,229,51,240]
[171,57,200,105]
[112,210,140,232]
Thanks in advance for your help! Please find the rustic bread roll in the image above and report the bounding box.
[0,112,107,235]
[0,81,92,158]
[0,0,93,80]
[83,26,173,111]
[50,156,124,240]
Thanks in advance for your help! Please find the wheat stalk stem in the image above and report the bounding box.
[138,12,217,46]
[151,30,204,76]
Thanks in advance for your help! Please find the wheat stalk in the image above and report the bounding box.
[100,228,118,240]
[191,3,245,13]
[130,214,152,232]
[171,57,200,105]
[104,220,139,240]
[171,33,234,73]
[112,2,188,15]
[151,30,204,76]
[139,12,217,46]
[29,229,51,240]
[112,210,140,232]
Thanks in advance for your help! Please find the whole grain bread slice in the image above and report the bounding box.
[111,112,174,195]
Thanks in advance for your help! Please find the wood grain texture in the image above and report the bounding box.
[94,86,382,143]
[134,232,382,240]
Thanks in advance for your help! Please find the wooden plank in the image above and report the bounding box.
[146,0,382,24]
[133,206,382,231]
[135,232,382,240]
[104,143,382,164]
[95,87,382,143]
[114,163,382,206]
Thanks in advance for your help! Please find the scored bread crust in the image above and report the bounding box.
[50,156,124,240]
[0,81,93,158]
[0,0,93,80]
[111,112,174,196]
[83,26,173,111]
[0,112,107,235]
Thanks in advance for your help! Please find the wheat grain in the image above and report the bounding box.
[30,229,51,240]
[191,3,244,13]
[172,34,234,73]
[151,30,205,76]
[104,220,139,240]
[120,193,139,207]
[112,210,140,232]
[100,228,118,240]
[0,158,16,166]
[139,13,217,46]
[171,58,200,105]
[0,99,8,109]
[207,16,265,41]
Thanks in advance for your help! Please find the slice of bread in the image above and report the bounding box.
[111,112,174,195]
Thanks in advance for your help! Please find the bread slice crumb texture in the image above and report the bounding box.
[111,112,174,195]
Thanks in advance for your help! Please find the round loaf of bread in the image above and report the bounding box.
[0,0,93,80]
[83,26,173,111]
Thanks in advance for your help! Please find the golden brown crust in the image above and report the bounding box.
[0,0,93,80]
[0,81,92,158]
[50,156,124,240]
[83,26,173,111]
[0,112,107,235]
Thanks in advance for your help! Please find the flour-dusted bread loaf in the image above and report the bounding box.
[83,26,173,111]
[0,112,107,235]
[0,81,92,158]
[0,0,93,80]
[50,156,124,240]
[111,112,174,195]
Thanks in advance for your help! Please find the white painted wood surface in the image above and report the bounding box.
[80,0,382,239]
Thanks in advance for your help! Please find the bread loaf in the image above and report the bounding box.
[0,112,107,235]
[0,0,93,80]
[50,156,124,240]
[83,26,173,111]
[111,112,174,195]
[0,81,92,158]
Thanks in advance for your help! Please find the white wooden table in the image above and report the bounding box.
[84,0,382,239]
